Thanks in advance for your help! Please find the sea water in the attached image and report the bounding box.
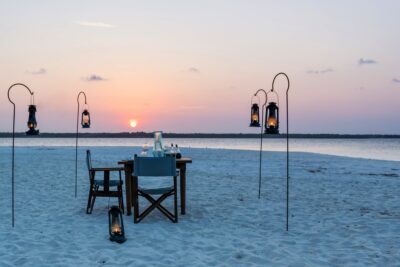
[0,138,399,161]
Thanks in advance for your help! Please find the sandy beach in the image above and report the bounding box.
[0,146,399,266]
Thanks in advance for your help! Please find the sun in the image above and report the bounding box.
[129,119,137,128]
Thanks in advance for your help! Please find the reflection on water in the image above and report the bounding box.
[0,138,399,161]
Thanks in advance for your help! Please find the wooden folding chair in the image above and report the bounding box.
[86,150,125,214]
[133,155,178,223]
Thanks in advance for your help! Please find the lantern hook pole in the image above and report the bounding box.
[8,83,34,104]
[7,83,35,228]
[254,89,268,199]
[271,72,290,93]
[271,72,291,231]
[75,91,87,198]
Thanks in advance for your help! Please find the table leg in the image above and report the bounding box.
[104,170,110,193]
[180,164,186,215]
[124,164,133,216]
[132,175,138,222]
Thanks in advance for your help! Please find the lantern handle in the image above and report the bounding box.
[254,89,268,108]
[83,103,90,111]
[266,90,280,107]
[251,94,260,105]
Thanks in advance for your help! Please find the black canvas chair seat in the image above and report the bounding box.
[86,150,124,214]
[133,155,178,223]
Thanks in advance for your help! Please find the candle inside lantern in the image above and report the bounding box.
[111,217,122,234]
[252,113,259,123]
[81,109,91,128]
[112,224,121,234]
[268,117,277,128]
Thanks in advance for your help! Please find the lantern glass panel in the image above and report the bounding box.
[265,102,279,134]
[111,216,122,235]
[81,109,91,128]
[249,103,260,127]
[267,116,277,128]
[26,105,39,135]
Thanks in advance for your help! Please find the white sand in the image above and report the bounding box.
[0,146,399,266]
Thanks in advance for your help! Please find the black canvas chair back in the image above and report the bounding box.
[133,155,178,223]
[86,150,124,214]
[134,156,176,177]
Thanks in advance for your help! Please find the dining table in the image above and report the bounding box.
[118,157,192,216]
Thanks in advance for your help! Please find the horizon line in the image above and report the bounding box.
[0,132,400,138]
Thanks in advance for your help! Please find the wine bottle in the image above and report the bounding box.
[175,144,182,159]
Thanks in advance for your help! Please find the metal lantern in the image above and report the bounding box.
[249,103,261,127]
[265,101,279,134]
[26,104,39,135]
[81,109,91,128]
[108,206,126,243]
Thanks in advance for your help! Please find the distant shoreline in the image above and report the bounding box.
[0,132,399,139]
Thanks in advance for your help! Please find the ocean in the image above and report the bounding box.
[0,137,399,162]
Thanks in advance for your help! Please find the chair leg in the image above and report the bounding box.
[118,171,125,214]
[89,195,96,214]
[137,191,176,223]
[86,188,93,214]
[89,185,99,213]
[119,185,124,214]
[136,196,161,223]
[133,176,178,223]
[134,192,140,223]
[174,176,178,223]
[133,177,139,224]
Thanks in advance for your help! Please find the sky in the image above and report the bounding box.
[0,0,399,134]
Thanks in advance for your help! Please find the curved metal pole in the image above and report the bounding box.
[75,91,87,198]
[254,89,268,199]
[7,83,34,227]
[271,72,290,231]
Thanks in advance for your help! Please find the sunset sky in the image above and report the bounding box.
[0,1,399,134]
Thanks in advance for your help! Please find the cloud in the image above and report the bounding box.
[393,78,400,83]
[306,68,333,75]
[75,21,115,28]
[358,58,377,65]
[85,74,106,81]
[188,67,199,73]
[27,68,46,75]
